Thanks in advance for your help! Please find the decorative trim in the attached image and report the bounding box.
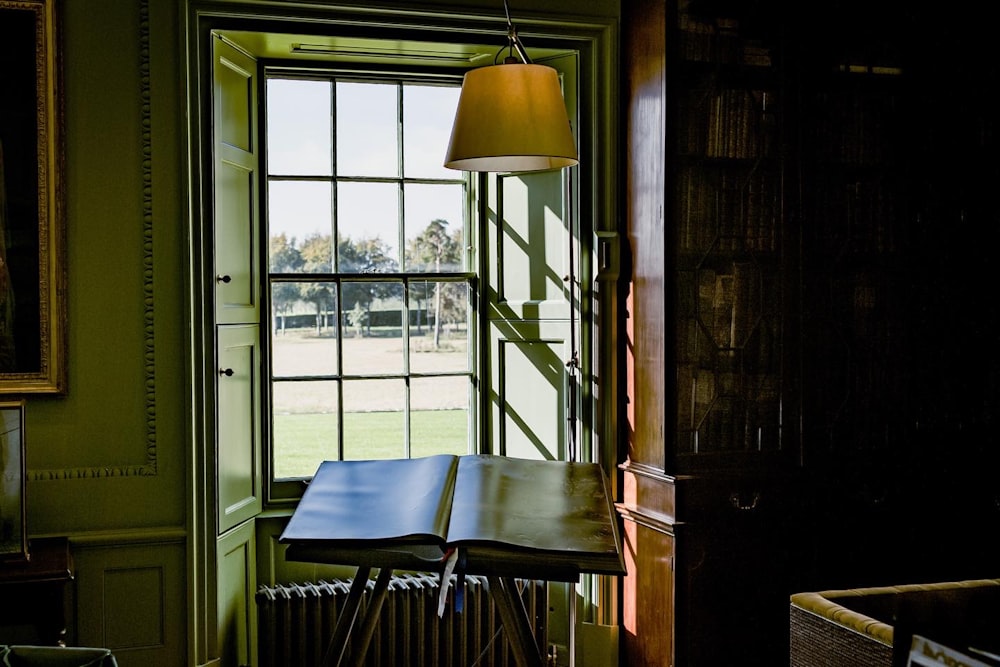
[139,0,157,475]
[619,459,676,484]
[616,502,677,534]
[28,0,156,481]
[66,526,186,547]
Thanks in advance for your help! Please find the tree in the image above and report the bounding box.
[298,233,335,335]
[269,233,304,334]
[339,235,399,336]
[347,301,366,337]
[438,281,469,334]
[409,280,431,334]
[406,219,463,348]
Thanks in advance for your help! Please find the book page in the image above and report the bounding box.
[908,635,999,667]
[447,455,621,562]
[279,455,459,546]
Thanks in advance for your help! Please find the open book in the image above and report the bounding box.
[279,454,625,582]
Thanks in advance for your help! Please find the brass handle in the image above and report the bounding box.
[729,491,760,511]
[219,368,234,377]
[217,274,232,284]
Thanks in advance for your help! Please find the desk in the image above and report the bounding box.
[0,537,74,646]
[280,456,625,667]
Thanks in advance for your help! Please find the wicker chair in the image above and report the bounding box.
[789,578,1000,666]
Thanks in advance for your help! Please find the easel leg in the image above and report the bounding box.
[320,566,394,667]
[487,575,544,667]
[346,567,393,667]
[321,566,370,667]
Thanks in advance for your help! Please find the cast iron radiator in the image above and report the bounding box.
[255,573,548,667]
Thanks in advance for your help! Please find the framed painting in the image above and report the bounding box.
[0,399,26,561]
[0,0,66,394]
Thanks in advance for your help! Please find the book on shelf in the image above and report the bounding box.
[279,454,626,582]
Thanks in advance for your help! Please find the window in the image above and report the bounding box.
[264,73,476,479]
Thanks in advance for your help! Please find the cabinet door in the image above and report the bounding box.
[213,36,259,325]
[671,8,787,465]
[217,324,262,534]
[621,511,675,667]
[218,520,256,667]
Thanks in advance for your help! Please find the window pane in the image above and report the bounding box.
[269,180,332,249]
[271,281,339,376]
[404,184,465,272]
[337,182,400,270]
[411,376,470,458]
[267,79,332,176]
[497,171,568,302]
[403,84,461,179]
[409,281,470,374]
[337,81,398,177]
[272,379,338,479]
[342,379,404,459]
[268,234,303,273]
[342,284,404,375]
[266,72,482,478]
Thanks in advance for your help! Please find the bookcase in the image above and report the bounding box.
[672,5,785,462]
[794,21,915,585]
[622,1,800,664]
[792,5,1000,588]
[622,1,1000,665]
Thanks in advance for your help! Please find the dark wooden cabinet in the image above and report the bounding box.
[0,537,74,646]
[621,0,800,663]
[791,3,1000,591]
[620,1,1000,665]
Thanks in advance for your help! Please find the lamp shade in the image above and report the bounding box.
[444,63,578,173]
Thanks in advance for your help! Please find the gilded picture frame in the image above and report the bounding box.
[0,0,66,394]
[0,399,26,561]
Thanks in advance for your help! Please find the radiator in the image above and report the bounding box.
[256,573,548,667]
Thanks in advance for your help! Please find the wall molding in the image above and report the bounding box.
[139,0,157,476]
[28,0,156,481]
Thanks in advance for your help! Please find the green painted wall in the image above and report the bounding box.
[26,1,186,531]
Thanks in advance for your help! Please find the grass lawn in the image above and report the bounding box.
[270,328,472,478]
[273,408,469,479]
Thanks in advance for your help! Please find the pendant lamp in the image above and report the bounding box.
[443,1,579,173]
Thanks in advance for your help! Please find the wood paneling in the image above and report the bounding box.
[620,511,673,667]
[72,536,186,667]
[624,0,669,471]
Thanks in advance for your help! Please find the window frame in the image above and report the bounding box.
[190,9,620,653]
[260,67,482,500]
